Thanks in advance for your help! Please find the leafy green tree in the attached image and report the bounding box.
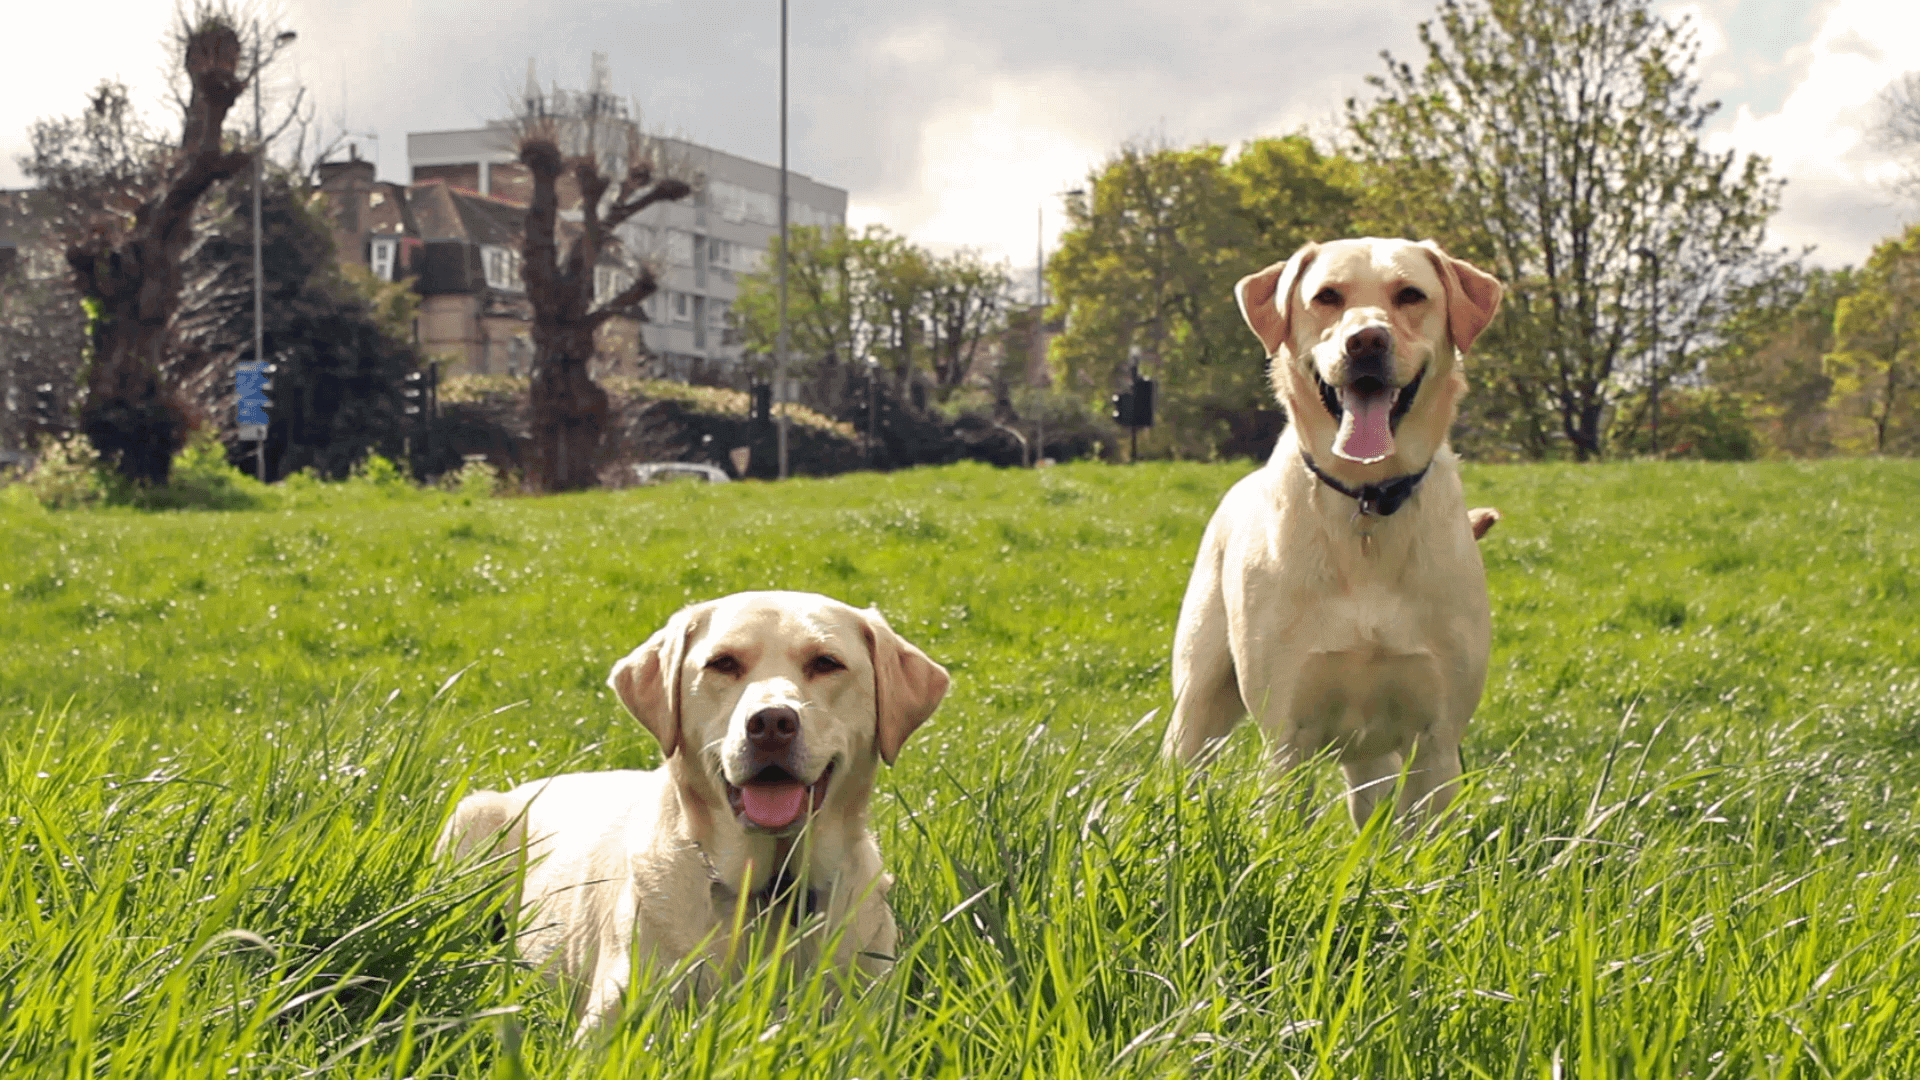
[172,172,421,479]
[735,225,869,378]
[1047,136,1359,457]
[1707,266,1853,457]
[925,249,1009,393]
[736,225,1006,400]
[1348,0,1785,460]
[1827,226,1920,455]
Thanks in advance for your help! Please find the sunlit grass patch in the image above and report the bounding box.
[3,458,1919,1075]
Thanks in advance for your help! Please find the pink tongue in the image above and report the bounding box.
[1334,387,1398,464]
[740,783,807,829]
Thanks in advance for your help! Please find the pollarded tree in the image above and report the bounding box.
[31,12,285,484]
[1827,226,1920,455]
[514,71,692,492]
[1349,0,1787,460]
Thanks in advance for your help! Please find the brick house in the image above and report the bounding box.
[315,153,643,377]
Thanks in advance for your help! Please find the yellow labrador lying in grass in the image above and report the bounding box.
[1164,238,1504,828]
[438,591,949,1034]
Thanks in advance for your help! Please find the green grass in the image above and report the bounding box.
[2,458,1919,1078]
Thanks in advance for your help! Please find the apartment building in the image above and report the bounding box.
[405,123,847,383]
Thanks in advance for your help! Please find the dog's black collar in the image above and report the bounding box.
[698,843,821,925]
[1301,451,1430,518]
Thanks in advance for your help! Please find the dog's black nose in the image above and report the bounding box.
[746,705,799,751]
[1345,325,1392,359]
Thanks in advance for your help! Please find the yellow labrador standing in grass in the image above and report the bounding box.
[1163,238,1504,827]
[438,591,949,1035]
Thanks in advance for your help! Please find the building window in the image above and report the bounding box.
[483,245,523,292]
[708,299,729,330]
[369,237,399,282]
[712,180,778,225]
[665,230,694,266]
[595,265,634,306]
[673,292,689,321]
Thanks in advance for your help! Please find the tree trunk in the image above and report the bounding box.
[66,21,249,484]
[529,341,609,491]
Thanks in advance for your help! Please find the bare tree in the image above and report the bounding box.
[32,7,292,483]
[513,60,693,491]
[1876,71,1920,204]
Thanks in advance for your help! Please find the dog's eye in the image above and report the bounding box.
[1312,287,1341,306]
[704,655,742,677]
[1395,286,1427,305]
[806,655,846,677]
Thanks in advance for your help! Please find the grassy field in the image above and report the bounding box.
[3,458,1919,1078]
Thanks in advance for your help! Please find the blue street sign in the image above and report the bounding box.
[236,361,271,427]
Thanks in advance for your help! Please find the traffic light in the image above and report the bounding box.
[1109,376,1156,429]
[751,383,773,425]
[34,383,55,427]
[403,370,427,417]
[1130,375,1155,428]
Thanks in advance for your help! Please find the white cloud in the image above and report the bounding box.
[1709,0,1920,265]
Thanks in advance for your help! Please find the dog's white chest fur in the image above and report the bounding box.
[1167,429,1492,824]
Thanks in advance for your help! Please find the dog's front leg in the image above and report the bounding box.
[572,892,639,1041]
[1340,752,1405,829]
[1393,732,1464,827]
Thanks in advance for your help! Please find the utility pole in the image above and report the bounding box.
[251,30,265,482]
[775,0,791,479]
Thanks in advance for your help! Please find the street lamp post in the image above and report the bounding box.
[1031,187,1084,467]
[1634,246,1661,457]
[866,356,879,466]
[775,0,790,480]
[251,26,295,482]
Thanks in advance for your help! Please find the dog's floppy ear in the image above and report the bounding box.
[607,602,709,759]
[1235,242,1319,359]
[860,607,950,766]
[1418,240,1504,353]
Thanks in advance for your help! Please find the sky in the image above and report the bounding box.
[2,0,1915,272]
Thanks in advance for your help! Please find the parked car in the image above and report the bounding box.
[631,462,731,485]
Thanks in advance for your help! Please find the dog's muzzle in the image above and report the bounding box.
[1313,331,1424,464]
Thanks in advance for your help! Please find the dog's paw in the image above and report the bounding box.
[1468,507,1500,541]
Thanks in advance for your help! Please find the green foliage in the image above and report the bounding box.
[439,373,857,439]
[441,456,508,501]
[1048,136,1360,459]
[114,428,272,510]
[1348,0,1786,461]
[13,433,110,509]
[1708,265,1853,457]
[1606,386,1757,460]
[735,225,1011,396]
[4,459,1920,1074]
[1827,224,1920,455]
[176,171,419,480]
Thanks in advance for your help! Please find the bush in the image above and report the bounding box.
[119,429,271,510]
[12,434,109,509]
[1612,387,1760,461]
[439,456,506,501]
